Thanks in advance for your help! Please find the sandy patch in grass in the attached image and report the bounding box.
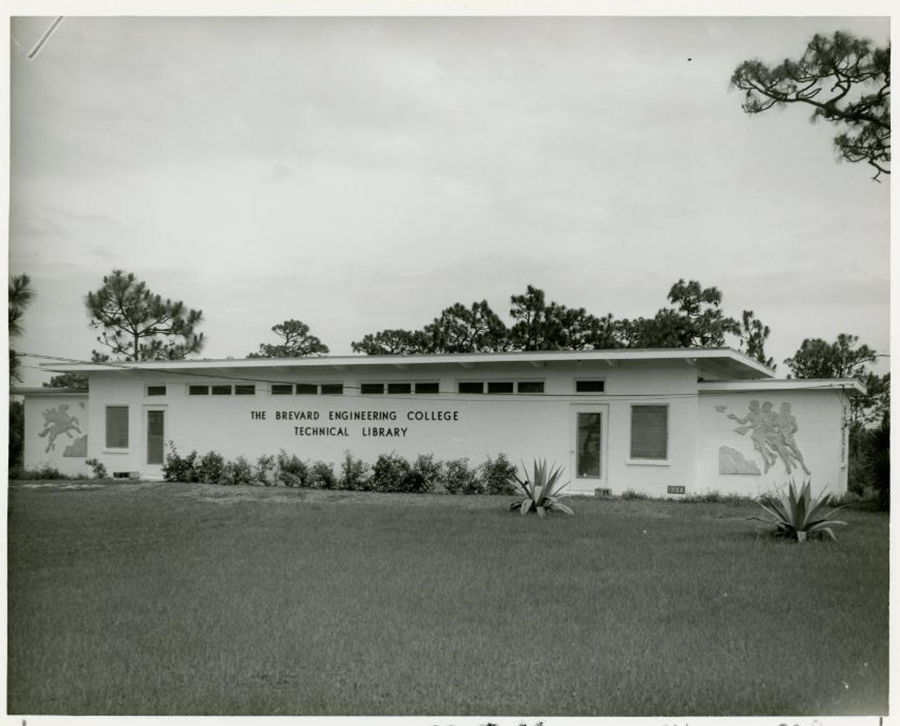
[169,481,519,509]
[15,482,104,491]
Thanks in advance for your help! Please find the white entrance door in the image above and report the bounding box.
[571,406,607,489]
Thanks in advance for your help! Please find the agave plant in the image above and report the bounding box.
[508,459,574,517]
[749,480,847,542]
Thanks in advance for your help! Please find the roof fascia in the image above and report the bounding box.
[41,348,775,378]
[698,379,866,395]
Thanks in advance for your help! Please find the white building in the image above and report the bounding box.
[17,348,862,497]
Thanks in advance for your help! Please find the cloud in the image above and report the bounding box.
[8,16,890,384]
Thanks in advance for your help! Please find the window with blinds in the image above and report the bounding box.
[106,406,129,449]
[630,405,668,460]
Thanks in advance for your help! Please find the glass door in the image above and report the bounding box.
[147,410,165,465]
[572,406,606,484]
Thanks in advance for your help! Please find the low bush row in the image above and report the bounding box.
[162,444,519,495]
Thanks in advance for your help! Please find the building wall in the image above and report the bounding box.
[22,393,91,476]
[696,389,849,498]
[83,361,702,494]
[23,369,852,498]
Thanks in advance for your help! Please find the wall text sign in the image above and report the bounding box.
[249,408,462,439]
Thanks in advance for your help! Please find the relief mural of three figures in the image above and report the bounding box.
[717,400,810,476]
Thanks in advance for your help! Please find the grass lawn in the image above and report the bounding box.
[7,480,889,716]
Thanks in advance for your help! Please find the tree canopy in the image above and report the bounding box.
[508,285,622,351]
[85,270,205,361]
[785,333,876,379]
[8,273,34,469]
[425,301,510,354]
[737,310,775,369]
[785,333,887,427]
[9,274,35,383]
[731,31,891,181]
[620,280,741,350]
[350,329,433,356]
[351,279,774,367]
[44,372,89,390]
[248,319,329,358]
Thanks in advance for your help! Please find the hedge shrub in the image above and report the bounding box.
[197,451,225,484]
[275,450,309,488]
[219,456,255,486]
[479,454,518,495]
[443,458,480,495]
[163,443,200,482]
[413,454,444,491]
[370,453,412,493]
[339,452,370,491]
[308,461,337,489]
[160,446,521,496]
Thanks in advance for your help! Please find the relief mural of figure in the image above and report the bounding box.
[722,399,809,475]
[38,404,82,453]
[772,401,810,475]
[727,400,777,472]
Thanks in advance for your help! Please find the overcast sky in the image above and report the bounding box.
[9,14,891,386]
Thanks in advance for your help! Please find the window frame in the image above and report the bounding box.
[457,381,485,394]
[627,403,670,464]
[290,383,345,395]
[360,382,386,395]
[575,409,604,479]
[105,405,130,450]
[574,379,606,394]
[356,381,436,395]
[387,382,412,395]
[458,379,545,395]
[145,406,167,465]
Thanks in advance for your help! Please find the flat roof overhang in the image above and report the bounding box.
[10,387,89,396]
[39,347,776,380]
[698,379,866,395]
